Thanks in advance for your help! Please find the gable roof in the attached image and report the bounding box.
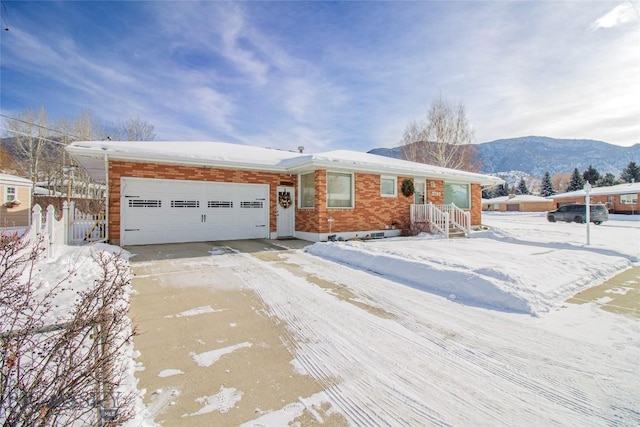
[547,182,640,199]
[66,140,503,187]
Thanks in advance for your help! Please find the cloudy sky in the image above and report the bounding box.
[1,1,638,152]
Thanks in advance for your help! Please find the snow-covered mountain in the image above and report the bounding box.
[368,136,639,179]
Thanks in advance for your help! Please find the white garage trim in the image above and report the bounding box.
[121,178,270,245]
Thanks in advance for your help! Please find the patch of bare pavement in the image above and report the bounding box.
[567,266,640,318]
[127,240,349,426]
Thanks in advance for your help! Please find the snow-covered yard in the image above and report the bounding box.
[308,212,639,315]
[19,212,640,425]
[237,213,639,425]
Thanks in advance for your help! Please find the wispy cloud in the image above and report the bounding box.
[1,1,638,149]
[591,3,638,30]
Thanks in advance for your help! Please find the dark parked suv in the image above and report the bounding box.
[547,204,609,225]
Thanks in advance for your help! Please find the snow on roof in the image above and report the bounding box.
[0,173,32,186]
[67,140,303,166]
[483,195,553,204]
[67,140,503,186]
[548,182,640,199]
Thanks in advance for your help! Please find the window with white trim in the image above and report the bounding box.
[444,182,470,209]
[380,176,397,197]
[299,172,315,208]
[620,194,638,204]
[5,187,16,202]
[327,172,353,208]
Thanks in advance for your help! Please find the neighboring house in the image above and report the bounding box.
[0,173,33,228]
[35,179,106,199]
[547,182,640,214]
[483,194,555,212]
[66,141,503,246]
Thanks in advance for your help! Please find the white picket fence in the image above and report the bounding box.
[16,202,106,258]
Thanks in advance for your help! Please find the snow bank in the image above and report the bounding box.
[306,214,638,315]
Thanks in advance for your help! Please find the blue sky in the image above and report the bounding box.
[1,1,638,152]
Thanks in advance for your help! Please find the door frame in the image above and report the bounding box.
[276,186,295,238]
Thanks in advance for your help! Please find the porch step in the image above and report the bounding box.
[447,226,467,238]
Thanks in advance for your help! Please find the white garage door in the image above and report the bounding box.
[121,178,269,245]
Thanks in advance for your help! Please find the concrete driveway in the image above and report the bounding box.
[127,239,348,426]
[127,239,639,426]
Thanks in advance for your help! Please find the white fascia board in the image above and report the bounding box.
[284,158,503,186]
[67,142,504,187]
[66,144,290,174]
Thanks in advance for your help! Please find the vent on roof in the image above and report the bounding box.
[371,232,385,239]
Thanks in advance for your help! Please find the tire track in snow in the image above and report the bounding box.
[230,252,453,426]
[293,251,639,426]
[226,250,636,426]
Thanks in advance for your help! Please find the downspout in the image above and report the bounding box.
[104,153,109,244]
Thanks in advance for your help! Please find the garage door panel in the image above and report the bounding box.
[121,178,269,245]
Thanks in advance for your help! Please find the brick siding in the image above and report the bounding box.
[107,161,487,242]
[108,161,295,242]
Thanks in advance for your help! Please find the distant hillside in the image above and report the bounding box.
[368,136,639,178]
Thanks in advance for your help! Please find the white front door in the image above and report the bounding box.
[276,186,295,238]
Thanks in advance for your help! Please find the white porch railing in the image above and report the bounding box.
[437,203,471,236]
[410,203,471,238]
[411,203,450,237]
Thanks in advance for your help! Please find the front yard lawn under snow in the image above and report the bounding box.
[306,212,639,315]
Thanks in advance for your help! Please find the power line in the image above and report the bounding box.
[0,126,67,146]
[1,1,9,31]
[0,113,83,141]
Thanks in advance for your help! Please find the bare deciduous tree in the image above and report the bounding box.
[0,233,135,426]
[550,172,571,194]
[400,96,480,172]
[109,116,155,141]
[4,108,50,182]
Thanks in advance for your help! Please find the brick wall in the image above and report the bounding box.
[108,161,295,242]
[107,161,491,241]
[470,184,481,225]
[426,179,444,204]
[296,171,414,234]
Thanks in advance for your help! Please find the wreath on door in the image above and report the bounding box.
[401,179,415,197]
[278,192,292,209]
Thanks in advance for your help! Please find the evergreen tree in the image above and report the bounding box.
[516,177,530,195]
[494,182,510,197]
[565,168,584,192]
[540,171,556,197]
[582,165,600,185]
[620,161,640,183]
[597,172,618,187]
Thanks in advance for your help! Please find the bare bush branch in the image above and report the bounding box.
[0,234,136,426]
